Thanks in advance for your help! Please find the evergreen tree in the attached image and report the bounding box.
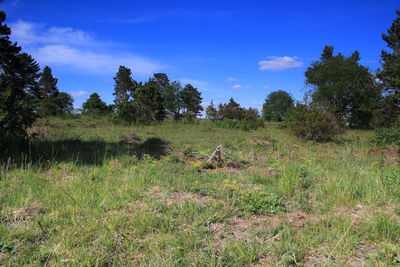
[262,90,294,121]
[305,45,378,127]
[135,80,165,122]
[0,11,40,139]
[151,73,181,117]
[374,10,400,127]
[37,66,57,99]
[82,93,109,114]
[55,92,73,114]
[218,98,244,120]
[37,66,72,116]
[113,66,136,106]
[113,66,137,122]
[166,81,183,119]
[205,100,218,120]
[179,84,203,118]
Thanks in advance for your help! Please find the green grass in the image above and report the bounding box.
[0,116,399,266]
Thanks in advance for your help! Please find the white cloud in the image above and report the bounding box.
[258,56,303,71]
[231,84,249,89]
[252,101,263,105]
[69,91,90,97]
[11,21,97,47]
[10,21,166,76]
[227,77,237,82]
[262,85,270,89]
[34,45,164,76]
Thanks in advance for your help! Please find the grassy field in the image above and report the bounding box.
[0,116,399,266]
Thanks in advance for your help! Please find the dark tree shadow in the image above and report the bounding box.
[0,137,170,168]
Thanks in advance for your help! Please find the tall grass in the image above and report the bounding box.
[0,116,398,266]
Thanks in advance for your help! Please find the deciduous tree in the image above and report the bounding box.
[262,90,294,121]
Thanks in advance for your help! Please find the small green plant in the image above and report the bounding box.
[239,190,284,214]
[370,122,400,147]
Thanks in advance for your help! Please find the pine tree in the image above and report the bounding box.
[37,66,72,116]
[218,98,244,120]
[0,11,40,139]
[37,66,58,99]
[82,93,109,114]
[179,84,203,118]
[374,10,400,127]
[135,80,165,122]
[205,100,218,120]
[113,66,136,106]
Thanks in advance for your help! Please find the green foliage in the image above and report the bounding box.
[262,90,294,121]
[370,120,400,146]
[205,100,218,120]
[239,191,284,214]
[37,66,73,116]
[286,104,345,141]
[0,11,40,140]
[82,93,110,115]
[375,10,400,127]
[179,84,203,118]
[112,66,138,122]
[135,80,166,122]
[218,98,244,120]
[305,46,378,127]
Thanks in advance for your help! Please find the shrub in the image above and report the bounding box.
[370,120,400,146]
[286,105,345,142]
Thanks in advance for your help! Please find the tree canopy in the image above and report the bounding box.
[374,10,400,127]
[0,11,40,139]
[262,90,294,121]
[82,93,109,114]
[305,45,378,127]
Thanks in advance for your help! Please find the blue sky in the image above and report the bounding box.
[1,0,398,111]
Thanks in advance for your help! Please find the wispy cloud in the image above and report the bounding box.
[34,45,165,76]
[69,90,90,97]
[10,21,166,76]
[258,56,303,71]
[232,84,250,89]
[226,77,237,82]
[262,85,270,89]
[11,21,100,47]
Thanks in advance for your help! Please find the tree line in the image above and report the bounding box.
[0,9,399,143]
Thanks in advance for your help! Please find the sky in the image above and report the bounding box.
[1,0,398,111]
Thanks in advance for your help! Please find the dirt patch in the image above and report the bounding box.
[7,203,48,228]
[148,186,213,207]
[303,251,328,266]
[44,165,75,183]
[364,146,399,164]
[250,136,275,147]
[108,159,121,167]
[249,166,279,176]
[208,215,282,247]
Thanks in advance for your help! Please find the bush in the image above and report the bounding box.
[370,120,400,146]
[286,105,345,142]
